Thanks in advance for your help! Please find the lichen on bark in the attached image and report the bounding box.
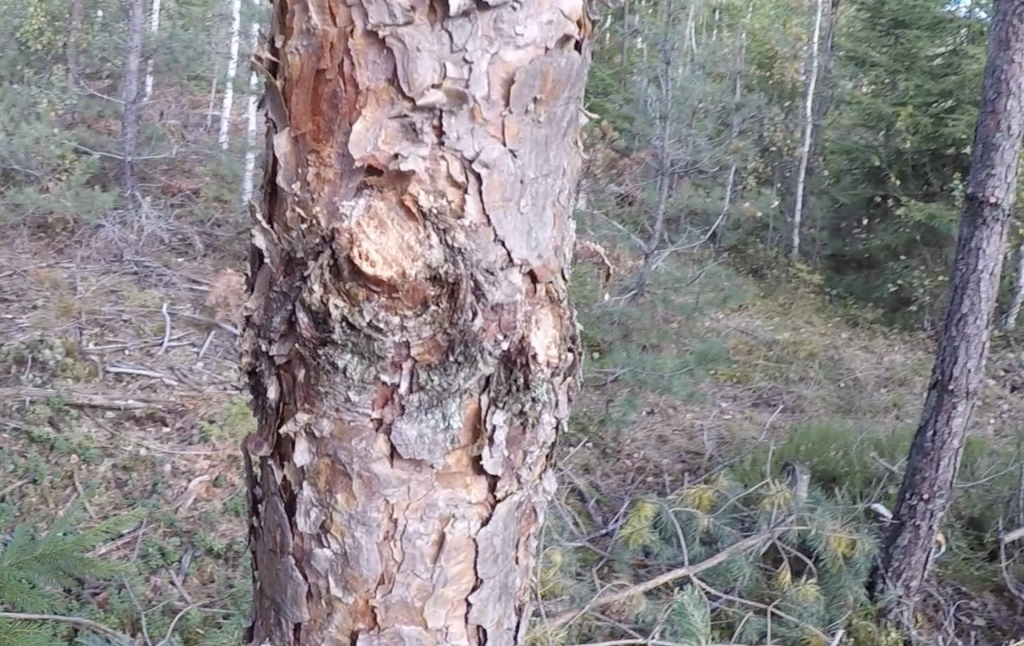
[239,0,594,644]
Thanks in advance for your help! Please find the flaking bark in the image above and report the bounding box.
[239,0,595,644]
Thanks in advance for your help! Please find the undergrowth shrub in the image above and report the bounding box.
[541,421,1024,646]
[538,465,881,646]
[0,84,118,227]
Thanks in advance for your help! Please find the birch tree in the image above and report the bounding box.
[217,0,242,150]
[791,0,824,260]
[143,0,161,99]
[869,0,1024,626]
[120,0,145,194]
[1003,238,1024,330]
[240,0,260,204]
[240,0,594,643]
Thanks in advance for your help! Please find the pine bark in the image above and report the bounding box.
[869,0,1024,624]
[239,0,594,644]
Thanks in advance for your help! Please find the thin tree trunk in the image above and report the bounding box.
[620,0,630,84]
[791,0,824,261]
[206,55,221,132]
[120,0,145,194]
[217,0,242,150]
[67,0,84,88]
[240,0,593,643]
[647,0,675,251]
[812,0,841,136]
[869,0,1024,627]
[1003,240,1024,330]
[143,0,162,100]
[240,1,261,205]
[806,0,840,260]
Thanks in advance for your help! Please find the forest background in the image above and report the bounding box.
[4,0,1024,644]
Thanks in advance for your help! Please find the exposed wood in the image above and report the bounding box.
[869,0,1024,627]
[240,0,595,643]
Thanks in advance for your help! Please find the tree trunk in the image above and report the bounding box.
[869,0,1024,627]
[239,0,594,644]
[67,0,84,88]
[647,0,675,252]
[143,0,162,100]
[206,54,221,132]
[240,0,261,205]
[812,0,840,136]
[790,0,824,261]
[119,0,145,194]
[1003,240,1024,330]
[217,0,242,150]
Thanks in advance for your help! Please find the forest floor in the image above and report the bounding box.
[4,212,1024,644]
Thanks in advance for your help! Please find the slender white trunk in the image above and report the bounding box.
[143,0,161,99]
[206,56,220,132]
[648,0,675,250]
[218,0,243,150]
[241,4,261,204]
[1004,241,1024,330]
[791,0,825,261]
[713,3,753,242]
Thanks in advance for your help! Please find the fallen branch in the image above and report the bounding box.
[0,387,175,410]
[541,527,782,632]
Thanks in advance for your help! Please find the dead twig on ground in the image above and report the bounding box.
[0,611,123,640]
[0,386,176,410]
[105,365,180,385]
[690,576,832,644]
[158,302,172,354]
[541,527,784,633]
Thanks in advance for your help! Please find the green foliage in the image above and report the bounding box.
[818,0,989,324]
[545,468,881,646]
[0,506,142,646]
[0,83,118,226]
